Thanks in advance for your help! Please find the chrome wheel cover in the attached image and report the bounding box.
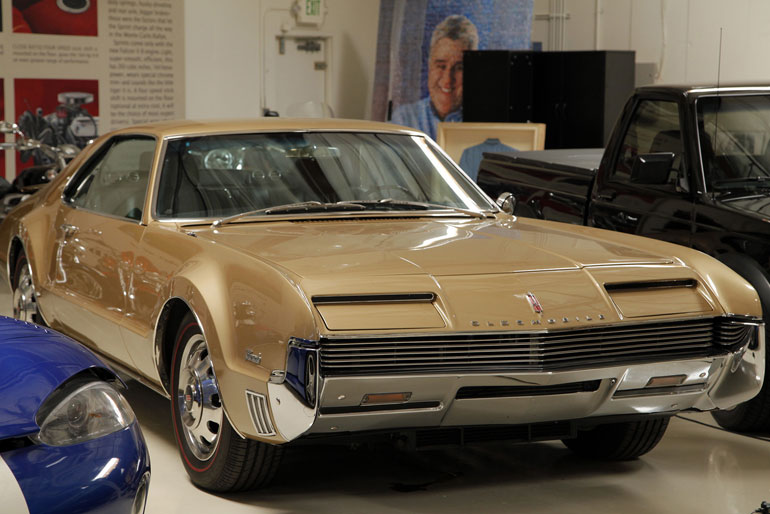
[176,333,223,461]
[13,262,37,323]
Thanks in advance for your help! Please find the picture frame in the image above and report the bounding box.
[436,122,546,163]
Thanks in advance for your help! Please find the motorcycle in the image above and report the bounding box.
[0,120,81,220]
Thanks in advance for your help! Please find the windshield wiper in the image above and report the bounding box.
[338,198,488,219]
[712,176,770,186]
[211,201,366,228]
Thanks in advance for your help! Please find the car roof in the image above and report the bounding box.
[107,118,425,139]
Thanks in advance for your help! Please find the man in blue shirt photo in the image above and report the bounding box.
[391,14,479,140]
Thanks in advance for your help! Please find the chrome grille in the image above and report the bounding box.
[320,318,747,376]
[714,321,755,347]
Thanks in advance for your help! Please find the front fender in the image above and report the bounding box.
[716,252,770,319]
[162,254,319,443]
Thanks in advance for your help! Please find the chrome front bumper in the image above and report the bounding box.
[258,324,764,443]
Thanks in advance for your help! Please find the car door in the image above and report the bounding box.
[50,135,156,367]
[589,98,694,247]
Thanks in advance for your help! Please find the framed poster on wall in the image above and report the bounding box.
[437,121,546,161]
[437,122,545,180]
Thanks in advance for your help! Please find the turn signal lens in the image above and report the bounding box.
[645,375,687,388]
[361,392,412,405]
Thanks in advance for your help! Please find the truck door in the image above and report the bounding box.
[589,98,693,247]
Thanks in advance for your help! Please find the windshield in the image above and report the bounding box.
[697,94,770,193]
[155,132,495,219]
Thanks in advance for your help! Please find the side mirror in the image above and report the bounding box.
[630,152,676,185]
[496,192,516,215]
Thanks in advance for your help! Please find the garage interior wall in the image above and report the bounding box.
[184,0,380,120]
[532,0,770,85]
[185,0,770,121]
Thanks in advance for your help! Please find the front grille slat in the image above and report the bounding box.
[320,335,713,360]
[320,318,747,376]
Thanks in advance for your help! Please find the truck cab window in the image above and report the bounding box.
[613,100,684,190]
[697,95,770,193]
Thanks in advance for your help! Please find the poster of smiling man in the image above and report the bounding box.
[373,0,532,140]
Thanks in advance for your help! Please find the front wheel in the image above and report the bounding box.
[562,418,670,460]
[171,313,283,492]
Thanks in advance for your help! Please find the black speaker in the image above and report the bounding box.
[462,50,533,122]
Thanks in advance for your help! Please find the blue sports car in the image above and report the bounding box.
[0,316,150,514]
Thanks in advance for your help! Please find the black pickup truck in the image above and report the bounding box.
[478,84,770,431]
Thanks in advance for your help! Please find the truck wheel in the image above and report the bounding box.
[562,418,669,460]
[712,255,770,431]
[171,312,283,491]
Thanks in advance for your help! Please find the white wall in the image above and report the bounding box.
[533,0,770,85]
[184,0,263,119]
[185,0,770,121]
[184,0,380,120]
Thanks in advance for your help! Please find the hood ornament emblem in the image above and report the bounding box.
[526,292,543,314]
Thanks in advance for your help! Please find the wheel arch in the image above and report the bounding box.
[153,296,197,396]
[7,236,24,288]
[715,252,770,319]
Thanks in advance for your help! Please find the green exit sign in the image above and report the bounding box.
[306,0,320,16]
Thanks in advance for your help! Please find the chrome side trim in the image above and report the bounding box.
[245,390,276,436]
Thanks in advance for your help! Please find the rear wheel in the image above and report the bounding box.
[170,312,282,492]
[562,418,670,460]
[12,250,43,325]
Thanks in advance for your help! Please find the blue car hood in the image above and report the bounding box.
[0,317,110,439]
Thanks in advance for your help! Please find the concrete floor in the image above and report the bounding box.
[128,381,770,514]
[3,287,770,513]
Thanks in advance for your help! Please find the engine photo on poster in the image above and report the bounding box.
[14,78,99,171]
[12,0,97,36]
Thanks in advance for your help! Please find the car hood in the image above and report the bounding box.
[0,317,110,439]
[203,215,673,278]
[196,216,721,331]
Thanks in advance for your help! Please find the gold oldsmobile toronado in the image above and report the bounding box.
[0,119,763,492]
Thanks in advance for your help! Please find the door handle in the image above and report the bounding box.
[616,212,639,223]
[59,224,79,236]
[622,213,638,223]
[595,192,616,202]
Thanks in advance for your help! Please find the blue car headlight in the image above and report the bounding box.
[35,380,136,446]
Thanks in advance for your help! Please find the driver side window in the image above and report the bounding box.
[613,100,685,190]
[67,136,156,220]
